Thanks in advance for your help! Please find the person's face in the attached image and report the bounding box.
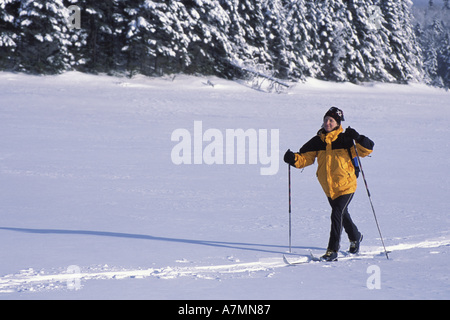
[323,116,339,133]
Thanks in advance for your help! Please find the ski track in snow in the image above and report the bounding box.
[1,237,449,294]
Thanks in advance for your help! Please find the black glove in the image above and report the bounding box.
[284,149,296,166]
[346,127,360,141]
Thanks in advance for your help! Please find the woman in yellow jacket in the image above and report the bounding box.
[284,107,374,261]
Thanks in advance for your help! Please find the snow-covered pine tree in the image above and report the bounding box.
[109,0,131,74]
[15,0,72,74]
[122,0,164,76]
[310,0,330,80]
[74,0,111,73]
[122,0,232,77]
[427,18,448,88]
[380,0,423,83]
[331,0,358,82]
[63,0,88,70]
[437,2,450,88]
[0,0,21,70]
[314,0,355,82]
[136,0,202,76]
[221,0,271,75]
[413,2,450,88]
[420,19,443,86]
[285,0,313,80]
[263,0,292,79]
[441,35,450,88]
[121,0,147,77]
[72,0,129,74]
[218,0,245,66]
[302,0,322,78]
[182,0,234,77]
[398,0,424,82]
[162,1,194,74]
[136,1,176,75]
[346,0,394,82]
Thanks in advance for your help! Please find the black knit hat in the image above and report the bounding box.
[324,107,345,125]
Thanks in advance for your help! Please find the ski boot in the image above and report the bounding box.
[349,234,363,254]
[320,249,338,262]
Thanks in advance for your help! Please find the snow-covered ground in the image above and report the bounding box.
[0,72,449,300]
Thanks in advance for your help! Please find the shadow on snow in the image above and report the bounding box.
[0,226,324,255]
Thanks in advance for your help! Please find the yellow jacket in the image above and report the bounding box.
[294,126,374,200]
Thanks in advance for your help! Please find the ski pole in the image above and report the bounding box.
[352,140,389,260]
[288,164,292,253]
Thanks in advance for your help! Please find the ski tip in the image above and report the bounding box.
[283,254,311,265]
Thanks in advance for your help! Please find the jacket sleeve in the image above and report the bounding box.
[293,136,320,169]
[294,151,317,169]
[354,135,374,158]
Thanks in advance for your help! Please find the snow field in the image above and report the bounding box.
[0,72,449,299]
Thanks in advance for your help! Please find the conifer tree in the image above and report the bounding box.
[132,0,173,75]
[215,0,243,67]
[347,0,394,82]
[413,2,450,88]
[221,0,270,71]
[121,0,146,76]
[15,0,72,74]
[0,0,21,70]
[380,0,423,82]
[263,0,291,78]
[314,0,355,81]
[285,0,313,79]
[302,0,321,78]
[73,0,127,74]
[63,0,89,71]
[183,0,233,76]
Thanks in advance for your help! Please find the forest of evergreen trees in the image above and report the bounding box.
[0,0,449,88]
[414,1,450,88]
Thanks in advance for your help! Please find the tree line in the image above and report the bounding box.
[0,0,448,88]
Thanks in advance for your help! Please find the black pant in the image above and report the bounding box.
[327,193,361,252]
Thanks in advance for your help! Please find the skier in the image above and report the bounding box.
[283,107,374,261]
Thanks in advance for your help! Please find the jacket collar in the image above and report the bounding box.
[318,125,343,143]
